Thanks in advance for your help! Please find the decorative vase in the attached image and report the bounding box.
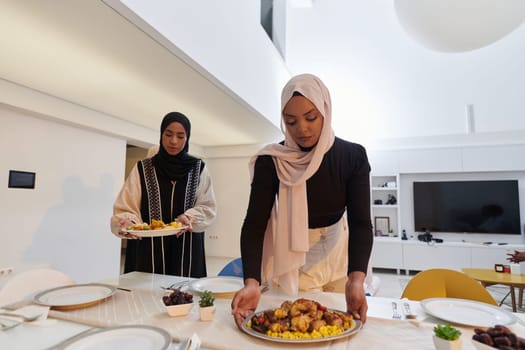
[433,335,462,350]
[199,305,215,321]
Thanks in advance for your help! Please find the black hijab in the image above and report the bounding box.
[152,112,200,181]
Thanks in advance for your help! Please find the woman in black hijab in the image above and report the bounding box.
[111,112,217,277]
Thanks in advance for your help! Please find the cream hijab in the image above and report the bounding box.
[249,74,335,295]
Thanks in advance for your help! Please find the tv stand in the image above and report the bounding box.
[371,238,525,274]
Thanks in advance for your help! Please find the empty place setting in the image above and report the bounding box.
[188,276,244,298]
[421,298,517,327]
[33,284,117,310]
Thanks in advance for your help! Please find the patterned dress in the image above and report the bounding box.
[111,157,216,277]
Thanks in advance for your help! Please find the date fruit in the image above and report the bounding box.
[162,288,193,306]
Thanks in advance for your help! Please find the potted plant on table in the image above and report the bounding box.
[199,290,215,321]
[433,323,462,350]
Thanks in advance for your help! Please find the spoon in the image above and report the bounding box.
[402,302,417,319]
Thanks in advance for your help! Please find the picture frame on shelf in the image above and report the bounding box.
[374,216,390,236]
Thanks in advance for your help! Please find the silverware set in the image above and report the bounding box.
[403,302,417,319]
[161,280,191,291]
[0,310,45,331]
[391,302,401,319]
[392,301,417,320]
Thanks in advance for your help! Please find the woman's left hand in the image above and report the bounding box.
[231,278,261,329]
[345,272,368,324]
[176,214,193,236]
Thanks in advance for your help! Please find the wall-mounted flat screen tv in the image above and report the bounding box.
[413,180,521,234]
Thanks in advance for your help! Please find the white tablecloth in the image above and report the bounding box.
[2,271,524,350]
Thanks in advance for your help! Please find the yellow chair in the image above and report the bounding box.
[401,268,498,305]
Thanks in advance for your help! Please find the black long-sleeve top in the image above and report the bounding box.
[241,137,374,283]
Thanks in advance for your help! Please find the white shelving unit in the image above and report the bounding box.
[370,175,400,238]
[369,171,525,274]
[367,147,525,274]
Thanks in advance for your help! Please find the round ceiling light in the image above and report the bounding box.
[394,0,525,52]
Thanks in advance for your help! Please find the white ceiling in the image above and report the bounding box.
[0,0,281,147]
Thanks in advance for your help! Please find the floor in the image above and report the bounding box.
[206,256,521,313]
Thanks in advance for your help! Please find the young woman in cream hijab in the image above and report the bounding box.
[231,74,373,327]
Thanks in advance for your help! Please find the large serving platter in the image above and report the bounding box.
[33,283,116,310]
[421,298,517,327]
[56,325,171,350]
[241,309,362,344]
[188,276,243,298]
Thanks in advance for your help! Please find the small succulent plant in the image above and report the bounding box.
[434,323,461,341]
[198,290,215,307]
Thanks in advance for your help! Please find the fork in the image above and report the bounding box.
[391,302,402,319]
[161,279,191,291]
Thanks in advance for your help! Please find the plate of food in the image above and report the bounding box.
[188,276,243,298]
[33,283,116,310]
[125,220,187,237]
[241,298,362,343]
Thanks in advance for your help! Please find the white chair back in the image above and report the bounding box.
[0,268,75,307]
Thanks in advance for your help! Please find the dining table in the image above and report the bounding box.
[1,271,525,350]
[462,267,525,312]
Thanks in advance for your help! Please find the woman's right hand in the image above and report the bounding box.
[231,278,261,328]
[118,218,141,239]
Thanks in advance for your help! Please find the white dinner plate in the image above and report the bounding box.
[241,309,362,344]
[421,298,517,327]
[57,325,171,350]
[33,283,116,310]
[126,226,187,237]
[188,276,243,297]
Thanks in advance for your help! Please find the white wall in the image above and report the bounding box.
[284,1,525,148]
[110,0,291,130]
[203,149,257,259]
[0,105,124,283]
[0,78,158,149]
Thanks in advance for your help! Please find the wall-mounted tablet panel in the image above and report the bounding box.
[8,170,36,189]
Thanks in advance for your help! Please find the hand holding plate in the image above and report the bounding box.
[175,214,192,236]
[119,219,141,239]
